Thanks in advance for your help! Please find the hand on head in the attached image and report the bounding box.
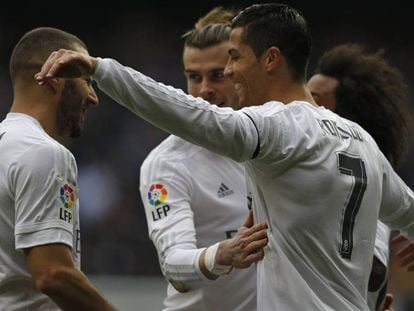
[35,49,97,85]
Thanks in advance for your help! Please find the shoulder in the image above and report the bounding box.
[142,135,206,168]
[242,101,286,118]
[241,101,321,137]
[241,101,318,126]
[13,136,77,182]
[28,135,74,162]
[2,115,74,161]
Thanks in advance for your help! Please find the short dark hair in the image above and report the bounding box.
[316,43,411,168]
[182,7,236,49]
[10,27,87,85]
[231,3,312,82]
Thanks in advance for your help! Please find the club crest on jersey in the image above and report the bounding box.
[59,183,75,224]
[147,183,170,221]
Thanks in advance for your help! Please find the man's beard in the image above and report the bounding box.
[56,80,84,138]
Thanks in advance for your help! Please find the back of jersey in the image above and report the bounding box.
[244,101,395,310]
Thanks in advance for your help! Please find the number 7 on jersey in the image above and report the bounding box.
[337,152,367,259]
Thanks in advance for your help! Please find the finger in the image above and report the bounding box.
[42,50,63,75]
[46,58,69,79]
[382,293,394,311]
[245,222,267,235]
[242,249,265,264]
[237,224,267,244]
[231,251,263,269]
[242,224,267,241]
[243,210,254,228]
[35,50,62,84]
[240,228,268,246]
[398,253,414,268]
[241,237,268,253]
[395,244,414,259]
[391,234,408,245]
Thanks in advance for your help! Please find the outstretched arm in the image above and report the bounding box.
[35,49,98,82]
[36,50,259,162]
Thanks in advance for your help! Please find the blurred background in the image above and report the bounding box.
[1,0,413,310]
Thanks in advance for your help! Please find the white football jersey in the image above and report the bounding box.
[140,135,256,310]
[0,113,81,310]
[367,221,391,310]
[373,222,391,269]
[93,58,414,311]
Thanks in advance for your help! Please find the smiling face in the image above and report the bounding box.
[183,41,239,109]
[56,47,98,138]
[224,27,266,108]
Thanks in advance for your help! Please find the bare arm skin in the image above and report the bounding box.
[25,244,117,311]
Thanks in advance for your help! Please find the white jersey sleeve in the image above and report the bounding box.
[373,221,391,268]
[0,113,80,310]
[13,140,79,251]
[91,57,414,310]
[367,221,391,311]
[140,153,211,292]
[379,157,414,238]
[140,136,256,310]
[93,58,258,162]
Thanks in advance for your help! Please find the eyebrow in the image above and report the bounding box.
[184,68,224,74]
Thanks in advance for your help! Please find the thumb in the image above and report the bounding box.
[243,210,254,228]
[382,293,394,311]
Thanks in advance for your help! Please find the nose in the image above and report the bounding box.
[88,86,99,107]
[224,62,232,79]
[199,80,215,100]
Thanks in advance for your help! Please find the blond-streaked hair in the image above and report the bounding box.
[182,7,237,49]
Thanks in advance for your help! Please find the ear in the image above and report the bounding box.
[43,77,64,94]
[262,46,281,73]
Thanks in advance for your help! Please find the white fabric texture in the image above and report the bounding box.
[94,58,414,311]
[140,135,256,310]
[0,113,81,310]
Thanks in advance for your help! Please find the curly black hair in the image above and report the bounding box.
[315,43,411,168]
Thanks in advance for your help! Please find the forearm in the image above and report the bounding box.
[160,246,215,292]
[199,242,232,280]
[92,58,257,162]
[37,266,116,311]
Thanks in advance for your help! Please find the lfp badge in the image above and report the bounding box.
[60,183,75,209]
[147,183,170,221]
[148,183,168,206]
[59,183,75,223]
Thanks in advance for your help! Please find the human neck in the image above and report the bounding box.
[11,88,58,137]
[266,80,317,106]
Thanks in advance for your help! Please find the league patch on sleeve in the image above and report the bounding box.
[147,183,170,221]
[59,182,76,224]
